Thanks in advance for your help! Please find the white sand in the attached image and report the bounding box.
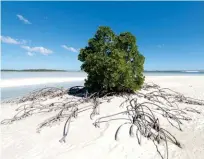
[0,77,86,88]
[1,76,204,159]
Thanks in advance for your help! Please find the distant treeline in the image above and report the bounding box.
[1,69,203,73]
[144,70,204,73]
[1,69,69,72]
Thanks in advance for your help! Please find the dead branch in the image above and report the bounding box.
[1,82,204,159]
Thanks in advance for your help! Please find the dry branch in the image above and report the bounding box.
[1,83,204,159]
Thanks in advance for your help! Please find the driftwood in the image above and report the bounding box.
[1,83,204,159]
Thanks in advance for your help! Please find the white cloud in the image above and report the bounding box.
[21,45,53,55]
[61,45,79,53]
[21,40,27,44]
[17,14,31,24]
[0,36,26,45]
[27,52,34,56]
[157,44,164,48]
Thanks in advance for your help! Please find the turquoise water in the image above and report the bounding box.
[1,71,204,100]
[1,81,85,100]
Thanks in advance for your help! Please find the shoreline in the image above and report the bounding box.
[1,75,204,88]
[0,77,86,88]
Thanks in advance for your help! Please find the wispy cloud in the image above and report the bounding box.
[17,14,31,24]
[44,16,48,20]
[27,52,34,56]
[157,44,164,48]
[61,45,79,53]
[21,46,53,55]
[0,36,26,45]
[188,51,204,56]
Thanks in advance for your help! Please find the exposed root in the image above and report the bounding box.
[1,83,204,159]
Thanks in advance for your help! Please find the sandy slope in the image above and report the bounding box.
[1,76,204,159]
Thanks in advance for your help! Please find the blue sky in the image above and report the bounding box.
[1,1,204,70]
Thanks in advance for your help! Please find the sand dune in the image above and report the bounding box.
[1,76,204,159]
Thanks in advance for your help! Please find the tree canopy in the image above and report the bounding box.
[78,26,145,93]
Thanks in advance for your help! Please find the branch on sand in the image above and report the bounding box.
[1,83,204,159]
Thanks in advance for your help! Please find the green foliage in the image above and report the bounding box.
[78,26,145,93]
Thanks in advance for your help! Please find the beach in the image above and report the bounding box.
[0,77,85,88]
[1,75,204,159]
[2,1,203,159]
